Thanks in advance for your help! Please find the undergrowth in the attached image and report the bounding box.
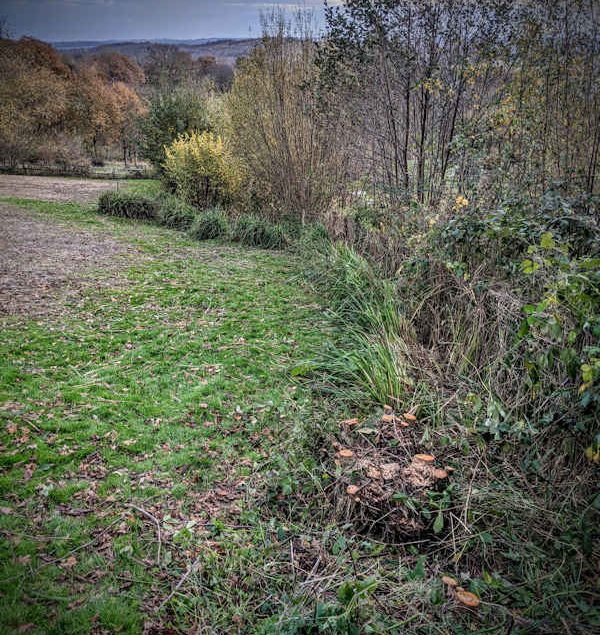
[231,214,288,250]
[282,188,600,634]
[98,191,159,220]
[96,190,290,250]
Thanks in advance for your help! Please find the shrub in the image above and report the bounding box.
[188,208,229,240]
[140,89,210,171]
[231,215,287,249]
[227,16,347,222]
[163,131,244,209]
[156,193,197,230]
[97,191,158,220]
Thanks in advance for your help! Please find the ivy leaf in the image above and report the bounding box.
[540,231,555,249]
[521,259,540,274]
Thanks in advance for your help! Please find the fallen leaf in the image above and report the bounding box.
[338,448,354,458]
[383,405,393,414]
[0,507,12,515]
[381,414,395,423]
[413,454,435,463]
[62,555,78,569]
[6,423,18,434]
[380,462,400,480]
[433,468,449,479]
[456,590,480,608]
[346,484,360,496]
[403,412,417,421]
[365,466,382,479]
[23,463,36,481]
[441,575,458,587]
[341,418,359,426]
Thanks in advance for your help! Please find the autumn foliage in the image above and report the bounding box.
[0,37,146,168]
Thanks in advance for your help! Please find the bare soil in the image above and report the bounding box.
[0,203,140,317]
[0,174,121,203]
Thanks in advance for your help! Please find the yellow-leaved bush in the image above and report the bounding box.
[162,131,244,209]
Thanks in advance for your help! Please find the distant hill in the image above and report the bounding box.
[53,38,260,66]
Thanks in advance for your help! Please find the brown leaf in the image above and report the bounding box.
[6,423,18,435]
[23,463,36,481]
[365,466,382,479]
[433,468,449,480]
[381,414,395,423]
[383,405,393,414]
[338,448,355,459]
[403,412,417,421]
[380,462,401,480]
[346,484,360,496]
[456,590,480,608]
[62,555,78,569]
[341,418,359,427]
[413,454,435,463]
[441,575,458,587]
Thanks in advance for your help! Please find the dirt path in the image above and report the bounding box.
[0,174,122,203]
[0,203,141,317]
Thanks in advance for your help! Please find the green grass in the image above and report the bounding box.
[0,197,332,634]
[122,179,163,198]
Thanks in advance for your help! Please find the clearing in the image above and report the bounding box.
[0,175,125,204]
[0,182,329,633]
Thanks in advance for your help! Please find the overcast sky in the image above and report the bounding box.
[2,0,334,42]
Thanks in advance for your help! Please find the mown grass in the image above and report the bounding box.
[0,197,333,634]
[121,179,163,198]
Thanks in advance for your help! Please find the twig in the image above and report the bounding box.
[157,557,201,611]
[290,540,296,584]
[462,455,482,532]
[127,503,162,566]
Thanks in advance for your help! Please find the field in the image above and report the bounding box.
[0,179,332,633]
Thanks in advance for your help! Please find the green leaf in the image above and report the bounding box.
[337,581,355,605]
[540,231,555,249]
[433,511,444,534]
[407,555,427,580]
[521,259,540,274]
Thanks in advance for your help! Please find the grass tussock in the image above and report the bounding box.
[98,190,159,220]
[231,214,288,250]
[188,207,230,240]
[155,192,197,230]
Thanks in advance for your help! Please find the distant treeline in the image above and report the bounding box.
[0,37,238,169]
